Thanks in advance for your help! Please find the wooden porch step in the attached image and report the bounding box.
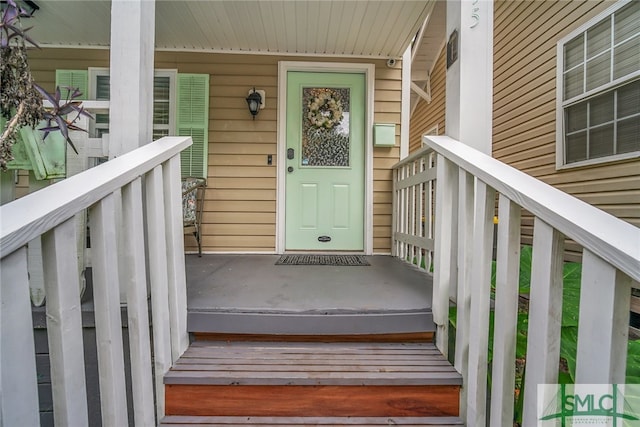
[160,415,464,426]
[164,341,461,418]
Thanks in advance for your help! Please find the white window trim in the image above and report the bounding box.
[88,67,177,139]
[555,0,640,169]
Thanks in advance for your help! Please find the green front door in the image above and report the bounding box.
[285,71,365,251]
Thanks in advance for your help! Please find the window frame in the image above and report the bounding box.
[555,0,640,169]
[87,67,177,140]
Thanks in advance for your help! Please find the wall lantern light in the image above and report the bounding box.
[246,88,265,119]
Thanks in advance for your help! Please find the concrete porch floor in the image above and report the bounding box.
[185,255,435,335]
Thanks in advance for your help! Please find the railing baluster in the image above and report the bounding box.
[0,247,39,426]
[433,154,457,355]
[454,170,474,420]
[489,195,521,427]
[121,177,156,425]
[145,165,172,420]
[163,156,190,361]
[575,250,632,384]
[90,193,129,426]
[392,168,398,257]
[41,219,89,426]
[466,180,496,427]
[522,218,564,427]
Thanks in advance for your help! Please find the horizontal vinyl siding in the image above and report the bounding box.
[493,0,639,260]
[27,49,400,253]
[409,46,446,154]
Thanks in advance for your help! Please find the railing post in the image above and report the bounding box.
[466,180,496,427]
[41,219,89,426]
[90,193,129,426]
[522,218,564,427]
[121,177,156,425]
[163,155,190,361]
[575,250,632,384]
[0,247,39,427]
[489,195,521,427]
[433,154,457,356]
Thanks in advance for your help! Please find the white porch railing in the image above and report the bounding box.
[391,147,437,271]
[392,135,640,427]
[0,136,192,426]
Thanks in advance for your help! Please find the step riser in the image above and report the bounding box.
[188,311,434,335]
[165,384,460,417]
[192,332,434,343]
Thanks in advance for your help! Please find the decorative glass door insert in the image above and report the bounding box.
[301,88,350,167]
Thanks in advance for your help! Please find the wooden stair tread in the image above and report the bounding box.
[165,342,461,386]
[160,415,464,426]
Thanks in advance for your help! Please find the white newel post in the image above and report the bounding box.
[109,0,155,157]
[109,0,156,303]
[446,0,493,154]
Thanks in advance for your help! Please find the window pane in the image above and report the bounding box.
[586,51,611,91]
[617,116,640,154]
[153,129,169,141]
[614,1,640,45]
[613,36,640,80]
[96,75,110,100]
[564,67,584,99]
[154,101,170,125]
[565,34,584,70]
[587,18,611,58]
[589,91,614,126]
[589,124,614,158]
[154,77,170,100]
[566,132,587,163]
[95,113,109,124]
[617,79,640,118]
[566,102,587,132]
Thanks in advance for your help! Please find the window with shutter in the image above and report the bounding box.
[176,74,209,178]
[55,70,89,100]
[557,0,639,168]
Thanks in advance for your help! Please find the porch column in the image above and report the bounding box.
[445,0,493,154]
[109,0,155,157]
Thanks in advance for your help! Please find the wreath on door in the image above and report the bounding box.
[307,91,343,130]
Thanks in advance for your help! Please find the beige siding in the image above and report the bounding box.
[494,0,640,258]
[409,47,446,154]
[27,49,401,253]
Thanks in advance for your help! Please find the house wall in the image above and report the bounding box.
[410,0,639,259]
[27,49,402,253]
[409,47,446,153]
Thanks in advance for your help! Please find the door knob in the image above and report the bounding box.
[287,166,294,173]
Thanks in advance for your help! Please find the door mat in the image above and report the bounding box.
[276,255,370,266]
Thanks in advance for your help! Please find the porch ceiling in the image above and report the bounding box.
[26,0,436,59]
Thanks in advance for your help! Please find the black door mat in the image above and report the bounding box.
[276,255,370,266]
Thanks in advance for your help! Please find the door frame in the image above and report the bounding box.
[276,61,375,255]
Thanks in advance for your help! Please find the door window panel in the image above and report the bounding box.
[301,87,350,167]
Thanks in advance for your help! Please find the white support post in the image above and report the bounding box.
[575,250,632,384]
[121,178,155,425]
[41,219,89,426]
[392,169,398,257]
[490,195,521,427]
[145,165,172,420]
[90,193,129,426]
[466,180,496,427]
[446,0,493,154]
[163,156,190,362]
[0,247,39,427]
[522,218,564,427]
[454,170,474,420]
[109,0,156,157]
[400,46,411,160]
[433,154,458,356]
